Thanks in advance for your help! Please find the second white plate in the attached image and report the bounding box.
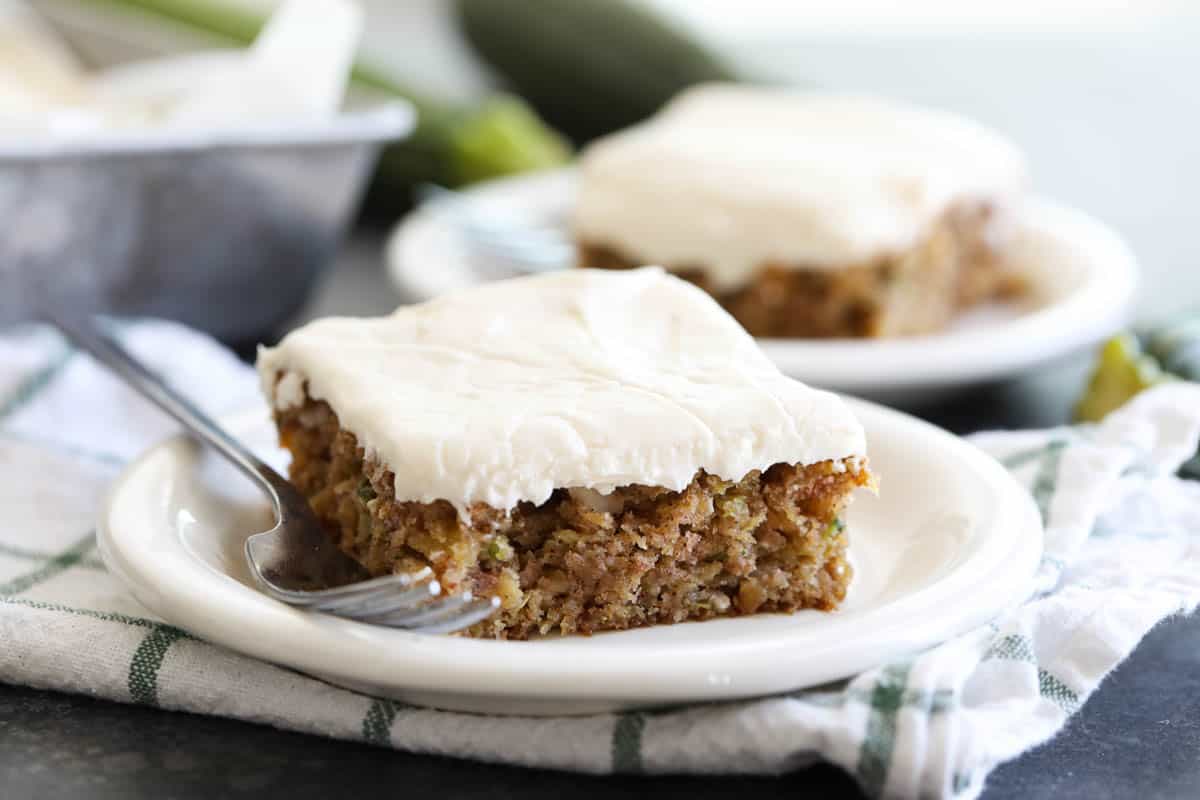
[386,169,1138,405]
[100,399,1042,716]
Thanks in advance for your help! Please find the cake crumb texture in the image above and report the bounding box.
[279,398,873,640]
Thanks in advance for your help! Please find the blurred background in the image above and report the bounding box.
[2,0,1198,341]
[363,0,1200,323]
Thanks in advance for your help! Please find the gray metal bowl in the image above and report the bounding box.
[0,104,412,342]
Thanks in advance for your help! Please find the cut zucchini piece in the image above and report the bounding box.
[1074,334,1175,423]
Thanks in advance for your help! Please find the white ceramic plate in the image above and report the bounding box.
[386,169,1138,405]
[100,399,1042,716]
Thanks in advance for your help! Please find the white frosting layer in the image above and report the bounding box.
[258,268,866,516]
[575,85,1028,289]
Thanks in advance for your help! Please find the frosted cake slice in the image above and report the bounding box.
[575,84,1029,338]
[257,267,873,639]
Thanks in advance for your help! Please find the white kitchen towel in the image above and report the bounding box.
[2,320,1199,800]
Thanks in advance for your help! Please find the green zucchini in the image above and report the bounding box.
[455,0,745,143]
[1075,314,1200,478]
[1074,334,1175,424]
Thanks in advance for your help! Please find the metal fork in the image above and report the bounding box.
[418,184,574,277]
[47,310,499,634]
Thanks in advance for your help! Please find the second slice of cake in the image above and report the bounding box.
[257,268,873,639]
[576,85,1029,338]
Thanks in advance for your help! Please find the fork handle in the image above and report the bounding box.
[46,310,291,504]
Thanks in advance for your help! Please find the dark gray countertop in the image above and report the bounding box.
[3,238,1194,799]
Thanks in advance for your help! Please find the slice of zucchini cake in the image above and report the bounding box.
[257,267,872,639]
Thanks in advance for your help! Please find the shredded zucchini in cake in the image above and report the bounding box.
[278,397,872,640]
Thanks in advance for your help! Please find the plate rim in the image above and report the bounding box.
[384,167,1138,395]
[99,398,1043,713]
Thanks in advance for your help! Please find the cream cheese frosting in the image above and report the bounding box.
[574,84,1028,290]
[258,267,866,517]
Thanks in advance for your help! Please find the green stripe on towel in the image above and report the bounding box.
[0,533,96,596]
[1031,441,1069,523]
[1038,670,1080,713]
[0,595,184,631]
[612,712,648,772]
[362,698,405,745]
[983,634,1037,664]
[128,626,189,706]
[856,662,913,796]
[0,347,73,422]
[0,542,105,570]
